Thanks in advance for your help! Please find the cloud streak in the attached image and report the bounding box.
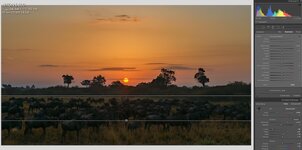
[115,15,131,18]
[166,65,195,70]
[88,67,138,71]
[38,64,60,68]
[145,63,195,70]
[108,77,151,81]
[152,65,195,70]
[95,14,140,23]
[144,63,167,65]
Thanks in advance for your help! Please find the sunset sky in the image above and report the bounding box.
[2,6,251,87]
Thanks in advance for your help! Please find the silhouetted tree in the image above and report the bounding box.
[150,76,166,87]
[150,68,176,87]
[227,81,248,86]
[136,82,148,88]
[81,80,91,88]
[91,75,106,87]
[194,68,209,87]
[2,84,12,89]
[62,75,74,88]
[109,81,124,88]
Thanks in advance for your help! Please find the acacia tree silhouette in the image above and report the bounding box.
[81,80,91,88]
[62,75,74,88]
[91,75,106,87]
[109,81,124,88]
[194,68,209,87]
[150,68,176,87]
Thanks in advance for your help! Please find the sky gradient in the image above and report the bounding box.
[2,6,251,87]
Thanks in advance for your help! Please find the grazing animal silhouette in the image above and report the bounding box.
[24,112,59,137]
[2,115,22,137]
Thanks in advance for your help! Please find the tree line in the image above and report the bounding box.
[2,67,251,95]
[62,68,210,88]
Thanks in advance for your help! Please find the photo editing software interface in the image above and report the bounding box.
[255,0,302,150]
[1,5,252,146]
[2,1,302,149]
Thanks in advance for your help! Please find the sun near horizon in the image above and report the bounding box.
[123,78,129,83]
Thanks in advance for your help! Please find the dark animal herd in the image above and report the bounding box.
[2,97,250,143]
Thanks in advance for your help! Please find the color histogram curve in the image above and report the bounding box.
[256,5,292,17]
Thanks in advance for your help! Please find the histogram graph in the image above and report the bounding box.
[255,4,301,18]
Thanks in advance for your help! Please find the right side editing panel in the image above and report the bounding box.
[255,0,302,150]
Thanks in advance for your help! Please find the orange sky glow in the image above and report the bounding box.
[2,6,251,87]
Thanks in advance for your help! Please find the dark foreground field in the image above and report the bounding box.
[2,121,250,145]
[2,95,251,145]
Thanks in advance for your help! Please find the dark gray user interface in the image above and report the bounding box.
[255,0,302,150]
